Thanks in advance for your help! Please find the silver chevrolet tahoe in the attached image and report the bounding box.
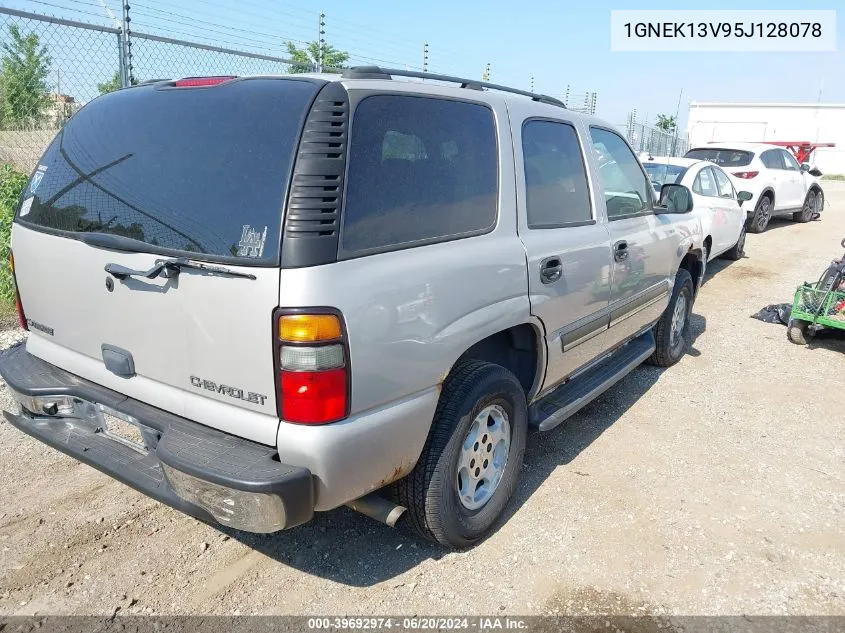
[1,67,705,549]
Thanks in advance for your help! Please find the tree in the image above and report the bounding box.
[656,114,677,134]
[285,41,349,73]
[97,71,122,95]
[97,71,137,95]
[0,25,51,128]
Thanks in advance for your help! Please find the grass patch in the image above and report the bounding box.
[0,163,28,305]
[821,173,845,181]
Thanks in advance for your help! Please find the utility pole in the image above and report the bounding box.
[423,42,428,72]
[670,89,683,156]
[482,63,490,81]
[530,76,534,92]
[317,11,325,72]
[122,1,132,87]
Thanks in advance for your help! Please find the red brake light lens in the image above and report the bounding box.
[733,171,759,179]
[174,76,236,88]
[280,369,346,424]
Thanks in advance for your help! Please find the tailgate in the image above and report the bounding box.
[10,77,322,445]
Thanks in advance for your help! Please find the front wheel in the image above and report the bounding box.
[793,191,816,223]
[747,195,772,234]
[393,360,528,549]
[647,268,694,367]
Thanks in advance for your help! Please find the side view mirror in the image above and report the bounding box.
[737,190,753,207]
[800,162,810,173]
[658,183,694,214]
[809,167,823,177]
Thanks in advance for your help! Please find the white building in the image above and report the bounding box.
[687,102,845,176]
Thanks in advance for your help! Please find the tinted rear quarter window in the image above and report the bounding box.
[341,95,497,254]
[684,148,754,168]
[18,78,319,264]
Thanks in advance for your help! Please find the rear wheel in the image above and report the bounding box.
[393,360,527,549]
[793,191,817,223]
[787,319,810,345]
[647,268,694,367]
[723,224,746,261]
[747,195,772,234]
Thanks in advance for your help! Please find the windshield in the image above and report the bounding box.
[643,163,688,191]
[684,148,754,168]
[17,78,319,265]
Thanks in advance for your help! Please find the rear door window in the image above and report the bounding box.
[693,167,719,197]
[522,120,592,227]
[712,168,735,199]
[341,95,497,254]
[760,150,784,170]
[18,78,319,265]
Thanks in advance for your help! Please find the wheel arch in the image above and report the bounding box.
[449,320,546,403]
[759,186,775,206]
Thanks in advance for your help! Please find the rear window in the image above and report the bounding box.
[684,148,754,167]
[643,163,688,190]
[18,78,319,265]
[341,95,497,254]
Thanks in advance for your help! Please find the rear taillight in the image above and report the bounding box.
[733,171,759,179]
[9,252,27,331]
[174,76,236,87]
[274,311,348,424]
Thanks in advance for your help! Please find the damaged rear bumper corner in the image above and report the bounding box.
[0,343,314,533]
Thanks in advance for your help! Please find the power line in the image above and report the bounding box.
[16,0,115,22]
[132,2,311,47]
[131,3,418,70]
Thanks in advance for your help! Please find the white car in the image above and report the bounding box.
[684,143,824,234]
[643,156,751,270]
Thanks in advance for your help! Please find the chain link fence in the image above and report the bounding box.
[0,7,306,172]
[0,8,121,170]
[624,111,690,158]
[129,32,307,85]
[0,6,601,174]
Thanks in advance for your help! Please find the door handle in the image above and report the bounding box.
[540,257,563,284]
[614,240,629,262]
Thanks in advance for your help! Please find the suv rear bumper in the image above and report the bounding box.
[0,344,313,533]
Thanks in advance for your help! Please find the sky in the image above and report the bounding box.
[2,0,843,131]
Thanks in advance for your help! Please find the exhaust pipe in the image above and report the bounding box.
[346,494,406,527]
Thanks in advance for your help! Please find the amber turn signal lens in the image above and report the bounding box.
[279,314,342,342]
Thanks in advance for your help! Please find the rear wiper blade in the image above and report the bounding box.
[105,258,256,281]
[79,232,153,253]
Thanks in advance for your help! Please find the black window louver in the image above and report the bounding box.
[281,82,349,268]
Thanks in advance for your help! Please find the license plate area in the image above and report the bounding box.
[97,405,148,454]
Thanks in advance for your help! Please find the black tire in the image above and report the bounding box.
[393,360,528,549]
[747,195,772,234]
[787,319,809,345]
[793,190,816,223]
[723,224,746,261]
[646,268,694,367]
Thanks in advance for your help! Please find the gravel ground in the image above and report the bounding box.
[0,194,843,617]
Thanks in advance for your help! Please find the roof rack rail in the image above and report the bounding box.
[340,66,567,109]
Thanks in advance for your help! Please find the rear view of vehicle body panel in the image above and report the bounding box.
[11,76,325,445]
